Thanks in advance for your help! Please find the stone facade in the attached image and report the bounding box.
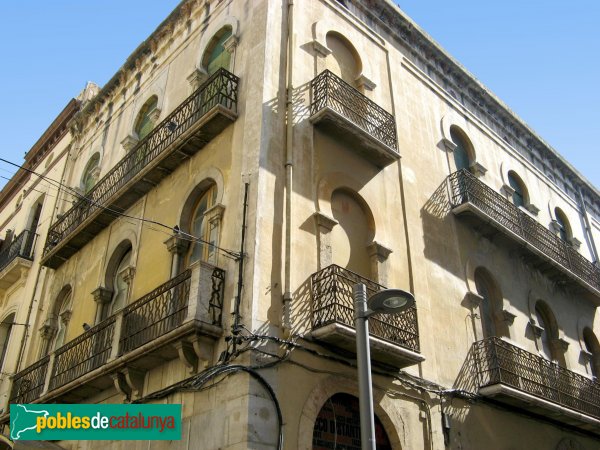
[0,0,599,449]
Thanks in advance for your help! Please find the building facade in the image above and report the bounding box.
[0,0,599,449]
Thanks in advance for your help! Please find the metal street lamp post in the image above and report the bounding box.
[353,283,415,450]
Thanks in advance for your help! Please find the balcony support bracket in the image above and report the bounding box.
[174,340,199,374]
[110,372,131,402]
[190,334,213,370]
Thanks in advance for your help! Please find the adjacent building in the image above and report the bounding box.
[0,0,599,448]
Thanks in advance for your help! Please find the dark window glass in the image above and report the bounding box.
[313,393,392,450]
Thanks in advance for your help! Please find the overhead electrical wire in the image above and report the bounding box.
[0,157,241,260]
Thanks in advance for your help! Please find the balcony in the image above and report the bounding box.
[310,264,423,368]
[0,230,36,290]
[472,337,600,432]
[42,68,239,269]
[448,170,600,300]
[309,70,399,167]
[9,261,225,405]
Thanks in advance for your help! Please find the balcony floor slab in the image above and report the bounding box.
[310,106,399,168]
[480,383,600,434]
[452,202,600,302]
[312,322,424,369]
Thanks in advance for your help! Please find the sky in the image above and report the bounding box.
[0,1,598,191]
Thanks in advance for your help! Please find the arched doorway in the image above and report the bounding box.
[312,393,392,449]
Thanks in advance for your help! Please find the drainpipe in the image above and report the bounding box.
[282,0,294,335]
[578,187,599,264]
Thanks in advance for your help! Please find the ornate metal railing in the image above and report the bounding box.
[0,230,36,272]
[44,68,239,256]
[473,337,600,419]
[9,264,226,403]
[310,70,398,151]
[49,316,116,391]
[448,169,600,292]
[119,269,192,354]
[9,356,50,404]
[311,264,420,352]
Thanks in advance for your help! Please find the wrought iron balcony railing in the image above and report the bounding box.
[9,263,224,404]
[119,269,193,354]
[473,337,600,420]
[0,229,36,272]
[311,264,420,353]
[42,68,239,268]
[8,356,49,405]
[49,316,116,391]
[309,70,398,165]
[448,169,600,295]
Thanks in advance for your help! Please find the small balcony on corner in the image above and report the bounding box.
[8,261,225,406]
[0,229,36,290]
[448,169,600,301]
[472,337,600,433]
[310,264,423,369]
[42,68,239,269]
[309,70,399,167]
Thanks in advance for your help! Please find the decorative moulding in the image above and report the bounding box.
[501,184,515,198]
[441,138,457,153]
[355,74,376,91]
[501,309,516,325]
[59,309,73,324]
[204,203,226,223]
[569,236,582,251]
[39,322,58,340]
[121,134,139,152]
[529,320,544,338]
[148,107,162,123]
[524,203,540,216]
[311,39,331,57]
[164,235,190,255]
[313,211,338,232]
[92,286,112,304]
[223,35,239,53]
[120,266,136,285]
[580,348,593,365]
[187,69,207,92]
[465,291,484,308]
[469,162,487,178]
[549,219,561,234]
[554,336,570,352]
[367,241,393,260]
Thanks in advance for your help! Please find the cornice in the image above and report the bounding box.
[75,0,196,132]
[352,0,599,215]
[0,98,80,210]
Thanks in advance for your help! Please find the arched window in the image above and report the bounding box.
[507,171,528,208]
[474,268,505,338]
[0,313,15,370]
[99,243,133,322]
[312,393,392,449]
[325,32,362,86]
[109,249,132,316]
[27,196,44,233]
[52,289,72,351]
[134,96,159,140]
[330,189,375,279]
[554,208,572,242]
[186,185,218,267]
[583,328,600,378]
[81,153,100,194]
[203,28,233,75]
[450,127,472,171]
[534,301,565,366]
